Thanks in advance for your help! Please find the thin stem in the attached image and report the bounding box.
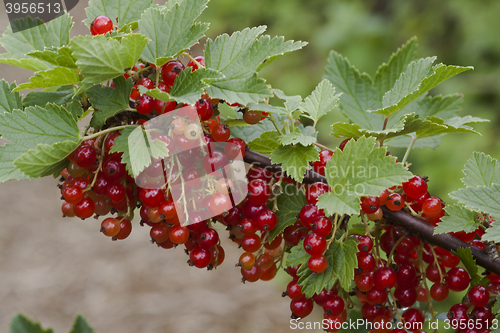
[387,235,405,266]
[314,142,334,153]
[268,114,284,135]
[326,214,339,250]
[419,243,437,321]
[155,66,160,87]
[183,52,205,69]
[309,120,317,136]
[382,116,389,130]
[389,289,403,322]
[401,136,418,165]
[82,125,133,141]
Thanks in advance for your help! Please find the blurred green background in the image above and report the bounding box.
[201,0,500,202]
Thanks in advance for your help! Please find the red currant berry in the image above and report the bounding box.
[308,254,328,274]
[357,252,376,272]
[373,267,397,289]
[323,296,345,316]
[243,110,263,124]
[100,217,121,237]
[422,196,443,218]
[225,138,247,160]
[299,203,325,229]
[136,94,155,114]
[113,217,132,240]
[445,267,470,292]
[360,196,380,214]
[189,246,211,268]
[403,175,428,199]
[211,124,230,142]
[74,197,95,219]
[247,179,271,205]
[241,234,262,253]
[241,264,262,282]
[468,286,490,307]
[254,208,277,231]
[355,273,373,292]
[161,60,185,86]
[106,183,126,203]
[430,282,449,302]
[169,225,189,244]
[197,228,219,249]
[312,150,333,175]
[305,182,330,205]
[394,286,417,307]
[62,185,84,204]
[290,297,314,319]
[385,193,405,211]
[150,223,170,244]
[138,188,163,208]
[74,145,97,168]
[90,15,113,35]
[286,279,304,300]
[303,233,327,255]
[187,56,205,71]
[311,216,333,237]
[366,287,388,305]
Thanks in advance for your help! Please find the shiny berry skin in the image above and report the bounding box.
[470,306,493,328]
[136,94,155,114]
[197,228,219,249]
[401,308,424,327]
[137,77,155,89]
[394,286,417,307]
[308,254,328,274]
[195,98,212,119]
[283,224,305,246]
[430,282,449,302]
[241,234,261,253]
[305,182,330,205]
[243,110,262,124]
[366,287,388,305]
[241,201,265,219]
[209,245,225,267]
[138,188,163,208]
[113,217,132,240]
[90,15,113,35]
[104,131,121,154]
[225,138,247,160]
[395,263,417,286]
[161,60,185,86]
[263,234,282,250]
[286,279,304,300]
[357,252,376,272]
[385,193,405,211]
[360,196,380,214]
[150,223,170,244]
[247,165,273,183]
[290,297,314,319]
[106,183,126,203]
[352,234,373,252]
[470,239,486,251]
[416,286,428,302]
[422,196,443,217]
[169,225,189,244]
[373,267,397,289]
[447,303,469,322]
[257,252,274,270]
[100,217,121,237]
[74,145,97,168]
[247,179,271,205]
[254,209,277,231]
[61,201,75,217]
[468,286,490,307]
[299,203,324,229]
[425,263,443,283]
[102,157,125,181]
[310,216,333,237]
[159,200,176,220]
[303,233,327,255]
[238,217,258,235]
[445,267,470,292]
[209,192,232,215]
[360,303,383,321]
[187,56,205,71]
[241,264,261,282]
[211,124,230,142]
[202,150,229,173]
[354,273,373,292]
[62,185,84,204]
[323,296,344,316]
[403,175,428,199]
[74,197,95,219]
[239,252,255,270]
[189,246,211,268]
[313,150,333,175]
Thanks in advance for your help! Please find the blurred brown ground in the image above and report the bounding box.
[0,2,324,332]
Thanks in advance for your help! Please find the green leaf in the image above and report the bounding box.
[385,135,441,149]
[299,79,341,122]
[370,62,473,117]
[10,314,54,333]
[317,136,412,216]
[70,34,149,87]
[247,131,280,156]
[88,76,134,128]
[451,248,481,287]
[268,183,307,241]
[374,37,418,95]
[462,152,500,187]
[139,0,209,66]
[84,0,153,28]
[492,295,500,315]
[449,184,500,221]
[273,89,302,113]
[110,126,169,177]
[285,239,308,268]
[393,93,463,122]
[23,86,75,107]
[230,117,281,142]
[288,238,358,298]
[0,80,22,114]
[27,46,77,68]
[14,141,79,177]
[0,14,73,57]
[69,315,94,333]
[218,103,238,120]
[271,144,319,183]
[414,116,482,138]
[169,68,222,104]
[324,51,383,130]
[0,57,50,71]
[246,103,288,115]
[434,204,479,234]
[278,132,316,146]
[14,67,80,91]
[205,26,306,105]
[0,104,80,182]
